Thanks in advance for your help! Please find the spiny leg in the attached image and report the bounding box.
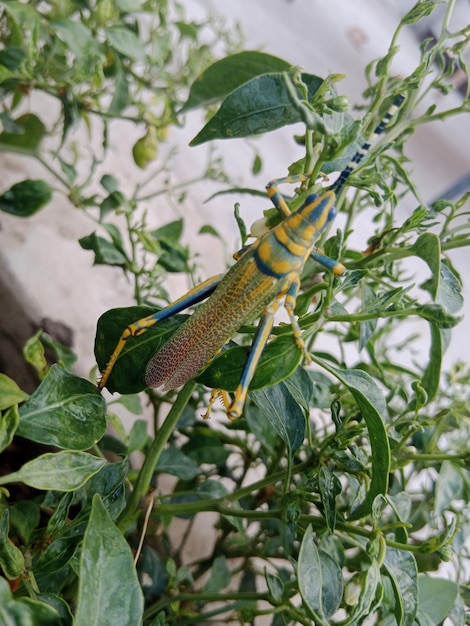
[98,274,224,390]
[202,388,231,420]
[265,173,311,218]
[283,277,312,366]
[228,295,283,420]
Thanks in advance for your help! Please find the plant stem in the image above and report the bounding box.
[117,381,196,532]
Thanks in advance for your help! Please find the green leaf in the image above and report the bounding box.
[345,561,383,625]
[155,447,200,480]
[0,405,19,454]
[0,179,52,216]
[52,19,98,57]
[0,46,26,71]
[383,547,418,626]
[74,495,144,626]
[416,576,458,625]
[298,526,343,623]
[415,303,461,328]
[419,323,442,402]
[105,26,146,61]
[0,113,46,153]
[203,555,231,593]
[95,306,187,394]
[250,381,306,454]
[182,429,230,467]
[411,232,440,300]
[318,466,341,532]
[79,232,128,266]
[402,0,444,25]
[0,577,62,625]
[8,500,40,544]
[23,331,48,378]
[197,335,302,392]
[17,365,106,450]
[0,373,28,410]
[435,461,464,516]
[312,357,390,519]
[0,451,106,491]
[108,62,130,115]
[190,72,323,145]
[0,509,25,579]
[181,51,292,112]
[283,366,313,412]
[437,263,463,314]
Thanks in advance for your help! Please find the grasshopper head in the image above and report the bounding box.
[302,190,337,233]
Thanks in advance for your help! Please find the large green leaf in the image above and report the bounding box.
[74,495,144,626]
[0,179,52,216]
[250,380,306,454]
[383,547,418,626]
[190,72,323,145]
[298,526,343,624]
[0,373,29,410]
[0,406,19,455]
[0,509,25,579]
[0,113,46,153]
[181,51,292,111]
[197,335,302,392]
[0,578,61,626]
[0,451,106,491]
[416,576,458,625]
[17,365,106,450]
[95,306,187,394]
[311,357,390,519]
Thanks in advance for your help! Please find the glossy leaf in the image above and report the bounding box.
[79,232,128,267]
[416,576,458,625]
[437,263,463,314]
[318,466,341,532]
[345,561,383,625]
[82,459,129,520]
[283,366,313,412]
[250,381,306,454]
[105,26,146,61]
[197,335,302,392]
[52,18,98,57]
[190,72,323,145]
[17,365,106,450]
[0,113,46,153]
[203,555,231,593]
[0,509,24,579]
[383,547,418,626]
[155,447,200,480]
[95,306,187,394]
[0,451,106,491]
[181,51,291,111]
[312,357,390,519]
[411,232,440,300]
[74,495,144,626]
[0,373,28,410]
[298,526,343,623]
[8,500,40,545]
[0,405,19,454]
[415,303,461,328]
[0,179,52,216]
[0,577,61,625]
[435,461,464,516]
[419,323,442,402]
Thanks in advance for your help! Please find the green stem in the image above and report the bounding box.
[117,381,196,532]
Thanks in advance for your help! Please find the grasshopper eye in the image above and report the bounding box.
[327,205,337,222]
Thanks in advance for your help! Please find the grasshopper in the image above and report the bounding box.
[98,95,404,419]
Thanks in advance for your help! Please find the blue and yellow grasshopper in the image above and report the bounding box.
[98,95,404,419]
